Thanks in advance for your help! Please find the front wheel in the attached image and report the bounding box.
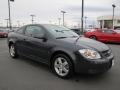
[89,36,97,40]
[9,44,18,58]
[51,54,74,79]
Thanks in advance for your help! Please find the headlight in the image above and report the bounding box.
[79,49,101,59]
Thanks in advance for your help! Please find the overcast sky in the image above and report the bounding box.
[0,0,120,27]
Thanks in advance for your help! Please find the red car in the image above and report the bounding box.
[84,29,120,43]
[0,30,8,38]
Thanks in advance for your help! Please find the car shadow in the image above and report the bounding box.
[105,42,120,45]
[17,56,50,72]
[70,72,111,83]
[16,55,113,83]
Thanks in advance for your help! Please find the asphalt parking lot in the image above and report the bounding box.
[0,38,120,90]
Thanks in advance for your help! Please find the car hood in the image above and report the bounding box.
[59,37,109,52]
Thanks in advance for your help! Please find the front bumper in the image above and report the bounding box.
[74,52,114,74]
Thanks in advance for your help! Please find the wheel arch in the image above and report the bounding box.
[89,35,97,39]
[8,41,14,48]
[8,38,16,47]
[50,50,75,70]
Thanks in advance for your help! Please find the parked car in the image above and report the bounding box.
[84,29,120,43]
[0,30,8,38]
[114,28,120,33]
[7,24,114,78]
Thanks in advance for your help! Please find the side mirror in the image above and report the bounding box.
[33,34,47,41]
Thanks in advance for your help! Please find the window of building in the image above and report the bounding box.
[117,20,120,24]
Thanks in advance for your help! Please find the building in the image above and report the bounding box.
[97,16,120,29]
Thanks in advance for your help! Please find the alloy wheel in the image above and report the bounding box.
[10,45,15,57]
[54,57,69,77]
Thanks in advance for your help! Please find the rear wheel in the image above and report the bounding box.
[51,54,74,79]
[9,44,18,58]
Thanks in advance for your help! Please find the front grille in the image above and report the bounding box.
[102,50,111,57]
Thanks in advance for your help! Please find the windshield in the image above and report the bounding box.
[44,25,79,38]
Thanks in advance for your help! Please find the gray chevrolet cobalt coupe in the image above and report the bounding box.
[7,24,114,78]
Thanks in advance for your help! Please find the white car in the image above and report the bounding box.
[115,28,120,33]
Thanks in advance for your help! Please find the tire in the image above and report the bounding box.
[89,36,97,40]
[9,44,18,58]
[51,54,74,79]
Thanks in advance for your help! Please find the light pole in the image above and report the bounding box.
[112,4,116,29]
[61,11,66,26]
[17,20,20,27]
[30,14,36,24]
[81,0,84,34]
[58,18,61,25]
[8,0,14,30]
[5,19,9,28]
[84,16,87,30]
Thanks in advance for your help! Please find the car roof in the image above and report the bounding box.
[26,24,59,27]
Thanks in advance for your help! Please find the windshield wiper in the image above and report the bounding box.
[56,37,67,39]
[75,35,83,43]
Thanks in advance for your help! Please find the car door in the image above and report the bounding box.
[15,26,29,55]
[24,25,50,63]
[101,30,116,42]
[93,30,106,41]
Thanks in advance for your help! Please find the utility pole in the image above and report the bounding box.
[30,14,35,24]
[58,18,61,25]
[81,0,84,34]
[112,4,116,29]
[61,11,66,26]
[8,0,14,30]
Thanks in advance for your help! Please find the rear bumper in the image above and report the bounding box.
[74,53,114,74]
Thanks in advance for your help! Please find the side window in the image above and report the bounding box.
[25,26,44,37]
[16,27,25,34]
[102,30,113,34]
[25,26,34,36]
